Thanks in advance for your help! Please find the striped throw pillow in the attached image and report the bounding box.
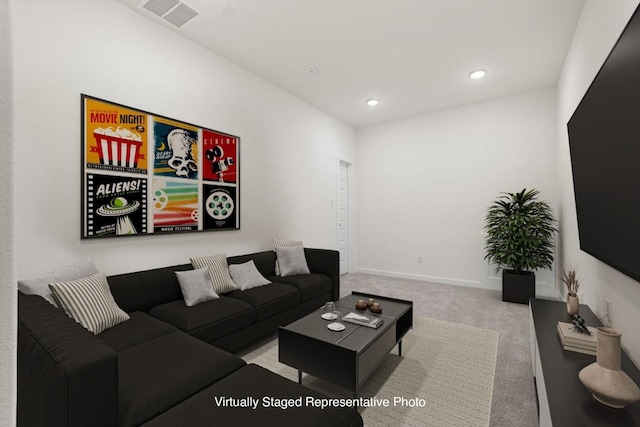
[273,238,303,249]
[190,254,240,294]
[49,272,130,334]
[272,238,303,276]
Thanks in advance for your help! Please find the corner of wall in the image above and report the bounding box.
[0,0,17,424]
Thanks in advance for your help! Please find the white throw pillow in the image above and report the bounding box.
[176,267,220,306]
[49,272,130,334]
[229,261,271,291]
[18,258,99,307]
[190,254,240,294]
[272,238,303,276]
[275,246,311,277]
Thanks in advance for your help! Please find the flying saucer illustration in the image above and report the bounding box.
[97,197,141,217]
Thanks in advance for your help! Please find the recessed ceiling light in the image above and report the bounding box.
[366,99,379,106]
[469,69,487,80]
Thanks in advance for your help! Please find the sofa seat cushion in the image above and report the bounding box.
[268,273,333,303]
[140,364,363,427]
[226,283,300,321]
[149,296,255,343]
[97,311,177,352]
[118,332,246,427]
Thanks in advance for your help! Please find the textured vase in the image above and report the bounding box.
[567,294,580,315]
[578,327,640,408]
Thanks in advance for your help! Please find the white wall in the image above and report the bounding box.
[0,0,16,424]
[13,0,356,279]
[557,0,640,363]
[356,88,559,295]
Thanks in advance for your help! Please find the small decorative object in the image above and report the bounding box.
[370,302,382,314]
[321,302,337,320]
[571,314,591,335]
[561,268,580,315]
[579,327,640,408]
[368,298,375,307]
[567,294,580,316]
[355,299,367,310]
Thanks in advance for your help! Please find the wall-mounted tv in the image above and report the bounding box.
[567,4,640,283]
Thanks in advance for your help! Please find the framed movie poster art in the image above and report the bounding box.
[81,94,240,239]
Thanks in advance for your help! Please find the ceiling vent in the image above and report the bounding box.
[138,0,199,28]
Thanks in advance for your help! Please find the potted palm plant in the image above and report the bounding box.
[484,188,558,304]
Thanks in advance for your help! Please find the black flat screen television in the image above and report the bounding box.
[567,4,640,283]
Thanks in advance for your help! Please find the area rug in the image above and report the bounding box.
[239,316,499,427]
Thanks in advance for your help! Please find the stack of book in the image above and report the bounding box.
[556,321,597,356]
[343,312,383,328]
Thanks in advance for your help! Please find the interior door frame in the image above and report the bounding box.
[337,159,351,275]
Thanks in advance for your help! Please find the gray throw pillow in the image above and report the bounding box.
[275,246,310,277]
[49,272,130,334]
[229,261,271,291]
[18,258,99,307]
[272,238,303,275]
[175,268,219,306]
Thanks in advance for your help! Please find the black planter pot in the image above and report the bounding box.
[502,269,535,304]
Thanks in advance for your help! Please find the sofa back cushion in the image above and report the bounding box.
[108,264,191,313]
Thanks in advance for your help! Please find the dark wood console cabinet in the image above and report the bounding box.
[529,298,640,426]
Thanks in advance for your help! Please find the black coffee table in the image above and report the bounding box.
[278,292,413,397]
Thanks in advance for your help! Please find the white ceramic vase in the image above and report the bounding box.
[567,294,579,316]
[578,327,640,408]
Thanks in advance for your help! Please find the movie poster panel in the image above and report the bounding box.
[153,118,199,180]
[202,129,238,183]
[152,178,199,233]
[82,94,240,239]
[84,98,148,175]
[85,173,147,237]
[202,184,237,230]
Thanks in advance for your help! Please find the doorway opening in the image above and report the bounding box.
[338,160,350,275]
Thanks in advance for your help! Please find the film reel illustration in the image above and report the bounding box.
[205,191,234,220]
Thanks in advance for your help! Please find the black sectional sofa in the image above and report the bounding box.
[17,248,363,427]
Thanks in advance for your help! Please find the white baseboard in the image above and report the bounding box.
[353,267,562,300]
[354,268,490,289]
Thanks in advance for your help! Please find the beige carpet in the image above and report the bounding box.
[240,316,499,427]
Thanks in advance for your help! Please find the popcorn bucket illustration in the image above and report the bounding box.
[94,129,142,168]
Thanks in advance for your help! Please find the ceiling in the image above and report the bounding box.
[119,0,586,128]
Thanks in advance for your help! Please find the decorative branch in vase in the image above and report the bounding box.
[561,268,580,315]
